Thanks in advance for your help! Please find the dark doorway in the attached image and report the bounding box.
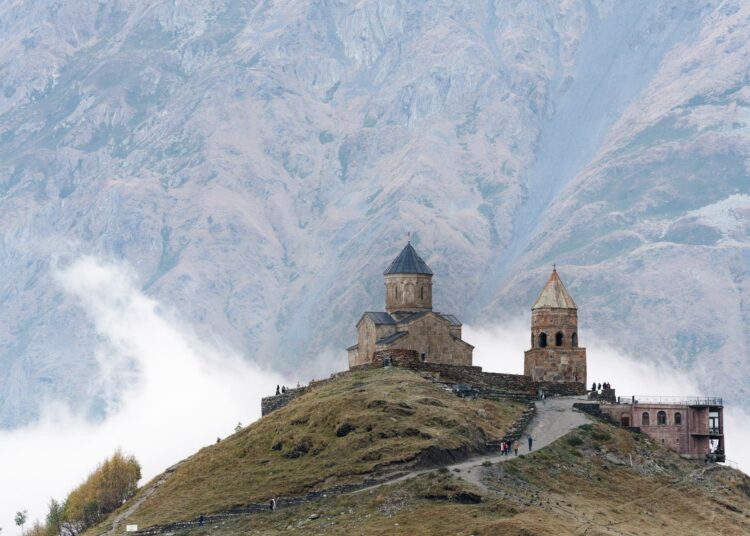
[621,415,630,427]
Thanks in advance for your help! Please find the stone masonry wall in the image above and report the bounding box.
[367,350,586,397]
[524,347,587,383]
[261,388,305,416]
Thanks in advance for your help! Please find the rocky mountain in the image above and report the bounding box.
[1,0,749,426]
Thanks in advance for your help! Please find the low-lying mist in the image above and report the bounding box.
[0,257,287,533]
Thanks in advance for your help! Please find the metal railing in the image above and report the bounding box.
[616,396,723,406]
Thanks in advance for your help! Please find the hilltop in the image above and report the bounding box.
[86,368,750,535]
[90,368,527,533]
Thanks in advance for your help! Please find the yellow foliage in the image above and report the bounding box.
[64,449,141,530]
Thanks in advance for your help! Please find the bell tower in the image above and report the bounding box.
[383,241,433,315]
[524,267,587,384]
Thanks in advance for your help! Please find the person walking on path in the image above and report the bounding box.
[528,435,533,451]
[514,441,519,456]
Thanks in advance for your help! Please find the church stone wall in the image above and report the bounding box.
[385,274,432,313]
[524,347,586,383]
[386,314,472,366]
[530,308,579,349]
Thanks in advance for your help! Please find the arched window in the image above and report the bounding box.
[394,287,398,300]
[674,412,682,425]
[642,412,650,426]
[572,332,578,347]
[555,332,563,347]
[538,332,548,348]
[657,411,667,425]
[420,286,424,300]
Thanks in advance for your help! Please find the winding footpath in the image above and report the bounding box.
[356,394,592,494]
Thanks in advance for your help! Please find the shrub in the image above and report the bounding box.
[567,436,584,447]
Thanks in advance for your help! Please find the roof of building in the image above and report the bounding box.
[439,314,462,326]
[375,331,408,346]
[360,311,396,325]
[383,242,433,275]
[532,268,577,309]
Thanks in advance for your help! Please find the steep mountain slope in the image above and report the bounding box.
[0,0,748,426]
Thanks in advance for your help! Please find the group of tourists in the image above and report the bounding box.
[499,440,517,456]
[274,382,303,395]
[590,381,612,392]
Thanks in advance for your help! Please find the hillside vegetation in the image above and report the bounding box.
[95,368,526,532]
[155,422,750,535]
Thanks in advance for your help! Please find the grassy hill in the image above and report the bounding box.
[88,367,750,535]
[136,423,750,536]
[92,367,526,533]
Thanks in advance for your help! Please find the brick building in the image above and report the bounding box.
[524,268,587,384]
[347,241,473,368]
[599,397,725,461]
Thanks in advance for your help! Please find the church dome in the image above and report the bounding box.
[383,243,433,276]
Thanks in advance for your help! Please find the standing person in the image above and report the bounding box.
[275,385,280,395]
[528,435,533,451]
[514,441,519,456]
[597,383,602,392]
[591,381,596,392]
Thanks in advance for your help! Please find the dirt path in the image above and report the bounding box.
[356,395,592,494]
[104,461,184,535]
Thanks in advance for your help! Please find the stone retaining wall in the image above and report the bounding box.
[261,388,305,416]
[368,349,586,397]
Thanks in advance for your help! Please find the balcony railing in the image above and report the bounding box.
[616,396,723,407]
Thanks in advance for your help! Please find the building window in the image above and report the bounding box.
[394,287,398,300]
[657,411,667,425]
[642,412,650,426]
[538,332,548,348]
[420,353,426,362]
[555,332,563,347]
[674,412,682,425]
[572,332,578,347]
[420,286,424,299]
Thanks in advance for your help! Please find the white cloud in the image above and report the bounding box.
[465,322,750,474]
[0,257,287,534]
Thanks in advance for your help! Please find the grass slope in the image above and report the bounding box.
[95,367,526,532]
[165,422,750,535]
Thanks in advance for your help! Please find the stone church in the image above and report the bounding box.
[347,242,474,368]
[524,268,587,383]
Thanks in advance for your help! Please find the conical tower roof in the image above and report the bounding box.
[383,242,433,275]
[532,268,577,309]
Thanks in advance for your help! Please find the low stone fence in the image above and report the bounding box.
[261,388,306,416]
[572,402,619,426]
[368,350,586,398]
[487,403,537,450]
[134,478,384,535]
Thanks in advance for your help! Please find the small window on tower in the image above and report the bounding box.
[420,286,424,299]
[538,332,548,348]
[394,287,398,300]
[555,332,563,347]
[572,332,578,347]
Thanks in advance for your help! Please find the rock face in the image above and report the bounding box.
[0,0,749,426]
